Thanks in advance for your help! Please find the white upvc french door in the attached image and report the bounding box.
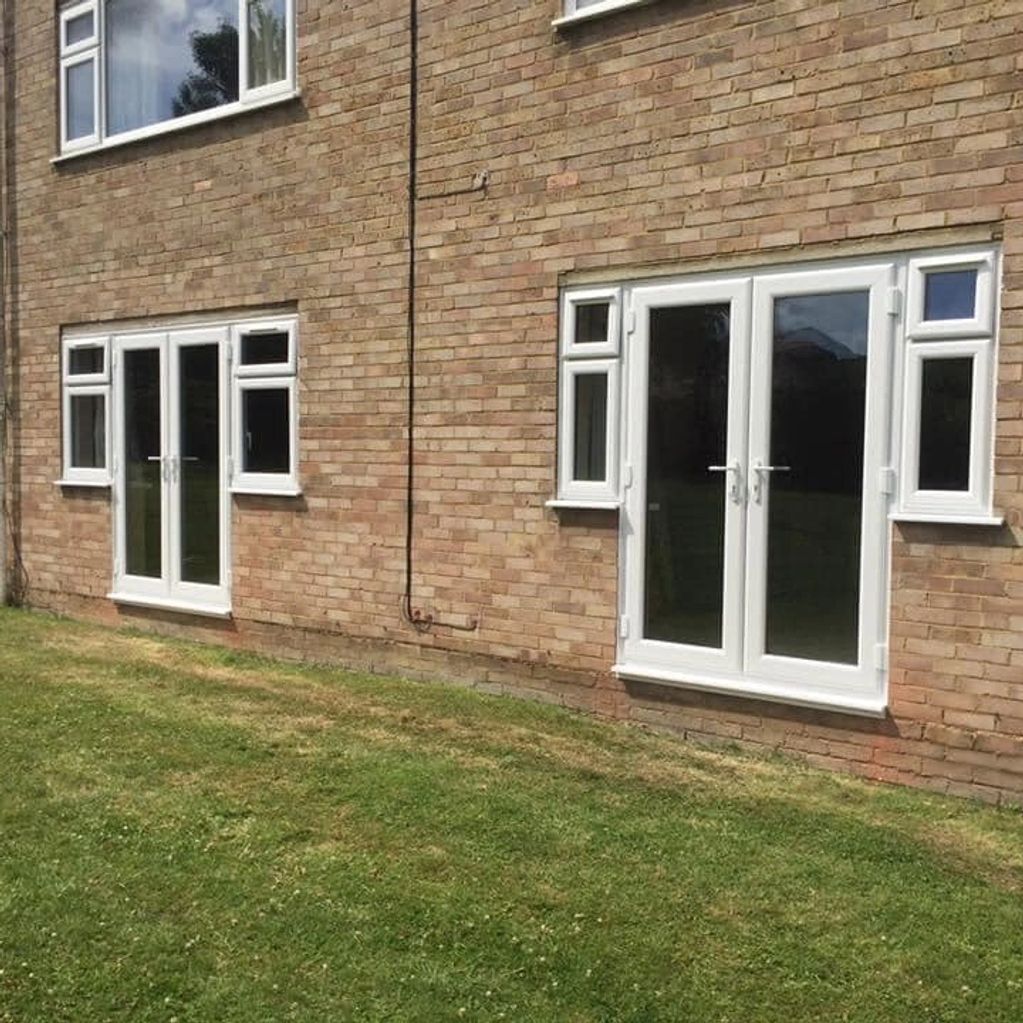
[621,278,752,678]
[742,265,893,707]
[619,262,894,714]
[111,328,231,615]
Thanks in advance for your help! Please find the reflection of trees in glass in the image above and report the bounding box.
[248,0,287,88]
[172,20,240,117]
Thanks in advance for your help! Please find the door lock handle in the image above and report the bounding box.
[707,461,745,505]
[751,461,790,503]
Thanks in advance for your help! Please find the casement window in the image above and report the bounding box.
[896,249,999,522]
[553,288,621,507]
[58,0,296,156]
[231,320,299,495]
[61,337,111,486]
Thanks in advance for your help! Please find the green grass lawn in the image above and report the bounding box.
[0,609,1021,1022]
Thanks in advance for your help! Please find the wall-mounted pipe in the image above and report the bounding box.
[401,0,483,635]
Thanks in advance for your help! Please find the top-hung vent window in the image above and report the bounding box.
[59,0,297,155]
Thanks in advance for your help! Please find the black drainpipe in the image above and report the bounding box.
[401,0,482,634]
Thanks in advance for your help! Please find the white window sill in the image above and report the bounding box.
[546,498,620,511]
[890,512,1004,527]
[55,478,111,488]
[108,592,232,619]
[613,662,888,719]
[553,0,654,29]
[52,88,301,164]
[230,486,303,498]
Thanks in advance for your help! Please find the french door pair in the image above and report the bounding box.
[619,264,894,713]
[111,329,230,614]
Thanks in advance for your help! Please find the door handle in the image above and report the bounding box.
[707,461,745,505]
[146,455,169,482]
[751,461,790,503]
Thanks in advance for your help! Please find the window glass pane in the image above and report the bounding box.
[644,304,730,650]
[766,291,869,665]
[924,269,977,321]
[241,331,289,365]
[242,388,290,474]
[69,393,105,469]
[572,372,608,482]
[574,302,610,347]
[65,59,95,141]
[68,346,104,377]
[65,11,95,47]
[180,345,221,586]
[105,0,239,136]
[919,357,973,492]
[247,0,287,89]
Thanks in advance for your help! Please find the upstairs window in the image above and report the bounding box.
[59,0,296,155]
[556,0,650,26]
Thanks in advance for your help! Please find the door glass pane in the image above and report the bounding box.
[924,269,977,321]
[69,394,105,469]
[124,349,162,579]
[247,0,287,89]
[766,292,869,665]
[572,372,608,482]
[66,59,95,141]
[105,0,239,136]
[180,345,221,586]
[919,357,973,491]
[242,388,290,473]
[644,304,730,649]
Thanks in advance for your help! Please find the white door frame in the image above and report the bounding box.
[110,328,231,615]
[743,263,893,710]
[621,278,752,679]
[616,261,893,716]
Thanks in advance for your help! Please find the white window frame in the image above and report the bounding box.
[552,287,622,508]
[554,0,652,28]
[57,0,298,158]
[905,248,996,339]
[234,318,297,377]
[59,1,100,154]
[60,0,98,54]
[64,336,110,386]
[896,246,1000,522]
[561,286,621,359]
[231,319,300,496]
[60,335,110,486]
[556,358,620,506]
[897,339,995,522]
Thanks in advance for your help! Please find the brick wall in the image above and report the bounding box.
[5,0,1023,805]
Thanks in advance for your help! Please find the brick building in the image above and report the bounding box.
[1,0,1021,804]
